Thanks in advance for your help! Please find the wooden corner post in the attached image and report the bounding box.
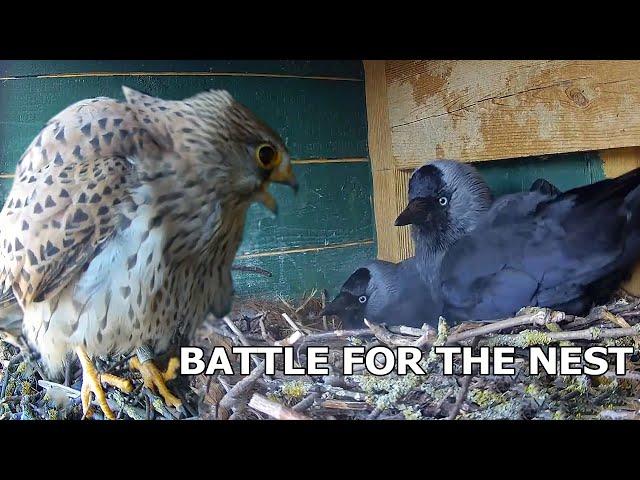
[363,60,414,263]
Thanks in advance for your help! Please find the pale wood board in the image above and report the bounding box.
[387,60,640,168]
[364,60,412,262]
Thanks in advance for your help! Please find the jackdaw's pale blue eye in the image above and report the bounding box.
[358,295,367,304]
[439,196,448,206]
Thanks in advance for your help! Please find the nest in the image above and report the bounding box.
[3,289,640,420]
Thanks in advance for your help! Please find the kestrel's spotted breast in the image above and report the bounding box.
[0,86,297,383]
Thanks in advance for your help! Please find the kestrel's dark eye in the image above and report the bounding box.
[438,196,448,206]
[256,144,280,170]
[358,295,367,304]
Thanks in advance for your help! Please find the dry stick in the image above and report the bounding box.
[447,376,473,420]
[222,316,252,346]
[282,312,302,332]
[219,362,267,411]
[322,399,369,411]
[321,290,328,331]
[222,315,262,368]
[482,323,640,346]
[598,409,640,420]
[248,393,310,420]
[364,319,419,347]
[258,314,276,344]
[219,329,302,413]
[447,309,566,344]
[292,392,320,412]
[295,288,318,313]
[447,337,481,420]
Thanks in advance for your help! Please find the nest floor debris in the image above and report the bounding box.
[3,289,640,420]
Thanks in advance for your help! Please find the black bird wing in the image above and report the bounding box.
[530,178,562,196]
[440,168,640,323]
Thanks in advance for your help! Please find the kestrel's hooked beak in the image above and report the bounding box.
[256,153,298,215]
[270,155,299,192]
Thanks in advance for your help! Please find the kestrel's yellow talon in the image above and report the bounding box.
[76,346,113,420]
[163,357,180,382]
[130,356,182,409]
[75,346,133,420]
[100,373,134,393]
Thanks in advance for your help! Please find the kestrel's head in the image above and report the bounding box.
[122,86,297,213]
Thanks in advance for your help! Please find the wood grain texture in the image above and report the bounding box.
[364,60,409,262]
[386,60,640,168]
[600,147,640,295]
[0,75,368,174]
[0,60,363,80]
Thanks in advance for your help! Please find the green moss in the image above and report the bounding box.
[470,389,506,408]
[400,405,423,420]
[280,381,310,400]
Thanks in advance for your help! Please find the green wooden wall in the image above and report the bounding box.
[0,61,611,301]
[477,151,606,196]
[0,60,374,299]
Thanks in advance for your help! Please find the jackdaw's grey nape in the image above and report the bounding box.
[404,163,640,325]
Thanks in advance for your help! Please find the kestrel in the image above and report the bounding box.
[0,86,297,419]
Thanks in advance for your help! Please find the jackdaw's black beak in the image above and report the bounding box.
[395,198,430,226]
[320,292,355,317]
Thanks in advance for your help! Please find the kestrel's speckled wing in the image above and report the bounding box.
[0,155,131,306]
[0,96,157,308]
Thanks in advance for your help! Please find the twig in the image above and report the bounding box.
[292,392,320,412]
[322,399,369,410]
[446,308,566,344]
[222,316,252,347]
[446,337,480,420]
[295,289,318,313]
[231,265,272,277]
[282,313,303,333]
[364,319,419,347]
[219,362,266,411]
[321,290,328,331]
[598,409,640,420]
[447,375,473,420]
[248,393,310,420]
[482,323,640,347]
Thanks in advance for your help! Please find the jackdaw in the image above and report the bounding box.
[320,257,437,328]
[399,162,640,324]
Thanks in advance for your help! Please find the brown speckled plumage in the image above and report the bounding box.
[0,86,296,379]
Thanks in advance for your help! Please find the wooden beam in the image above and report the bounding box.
[387,61,640,168]
[364,61,413,262]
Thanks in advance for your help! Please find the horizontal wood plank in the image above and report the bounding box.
[386,60,640,168]
[0,60,363,80]
[0,75,368,174]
